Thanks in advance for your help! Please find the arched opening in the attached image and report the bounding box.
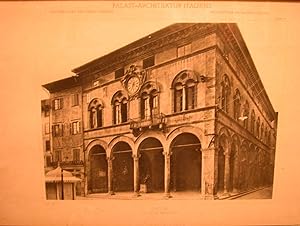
[248,144,256,190]
[138,138,164,192]
[88,99,103,129]
[170,133,201,191]
[88,145,107,193]
[217,146,225,193]
[112,91,128,124]
[172,70,198,113]
[229,140,239,192]
[112,142,133,192]
[239,145,248,191]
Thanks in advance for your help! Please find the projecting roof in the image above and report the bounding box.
[42,76,80,93]
[45,165,81,183]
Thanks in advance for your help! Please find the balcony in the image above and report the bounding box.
[129,113,166,136]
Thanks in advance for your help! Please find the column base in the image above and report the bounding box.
[133,192,141,197]
[217,192,230,199]
[200,194,219,200]
[164,192,172,199]
[108,191,115,195]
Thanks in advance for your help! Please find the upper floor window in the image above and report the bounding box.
[112,91,128,124]
[52,123,63,137]
[243,101,249,129]
[71,93,79,106]
[233,89,241,120]
[45,123,50,134]
[267,130,271,145]
[54,150,61,162]
[71,121,81,135]
[140,82,160,119]
[44,109,50,117]
[45,140,51,151]
[73,149,80,161]
[261,123,264,141]
[256,117,260,138]
[143,56,155,69]
[172,71,198,113]
[265,128,268,143]
[250,110,255,133]
[221,75,231,113]
[88,99,103,129]
[53,98,63,110]
[46,156,51,167]
[177,43,191,58]
[115,68,125,79]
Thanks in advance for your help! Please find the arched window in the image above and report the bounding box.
[256,117,260,138]
[140,82,160,119]
[112,91,128,124]
[172,71,198,113]
[243,101,250,129]
[88,99,103,129]
[250,110,255,134]
[267,130,271,146]
[221,75,231,113]
[261,123,264,142]
[233,89,241,120]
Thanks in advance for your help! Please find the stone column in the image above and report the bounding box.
[201,148,217,200]
[163,151,172,198]
[132,154,141,197]
[172,152,177,192]
[107,156,115,195]
[223,153,230,195]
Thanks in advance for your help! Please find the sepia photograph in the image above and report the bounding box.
[41,23,277,201]
[0,1,300,225]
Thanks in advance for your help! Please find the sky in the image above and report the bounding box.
[0,1,299,225]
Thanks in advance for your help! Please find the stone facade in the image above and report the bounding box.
[42,23,277,199]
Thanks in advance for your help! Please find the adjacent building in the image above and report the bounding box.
[41,23,278,199]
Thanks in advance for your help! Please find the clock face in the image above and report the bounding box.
[127,76,140,94]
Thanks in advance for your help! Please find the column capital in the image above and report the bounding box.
[106,156,115,161]
[132,154,141,159]
[163,151,172,157]
[224,152,231,158]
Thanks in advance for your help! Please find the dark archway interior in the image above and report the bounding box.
[229,143,237,192]
[139,138,164,192]
[112,142,133,192]
[217,146,225,193]
[89,145,108,193]
[170,133,201,191]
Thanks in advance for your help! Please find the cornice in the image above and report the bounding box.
[72,23,217,77]
[216,24,276,121]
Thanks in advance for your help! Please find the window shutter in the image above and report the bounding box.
[52,125,55,136]
[79,121,82,133]
[52,100,56,110]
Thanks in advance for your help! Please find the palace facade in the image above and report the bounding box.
[41,23,278,199]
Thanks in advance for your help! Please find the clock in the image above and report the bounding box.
[127,76,141,95]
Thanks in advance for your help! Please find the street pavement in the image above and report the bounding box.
[76,187,273,200]
[232,186,273,200]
